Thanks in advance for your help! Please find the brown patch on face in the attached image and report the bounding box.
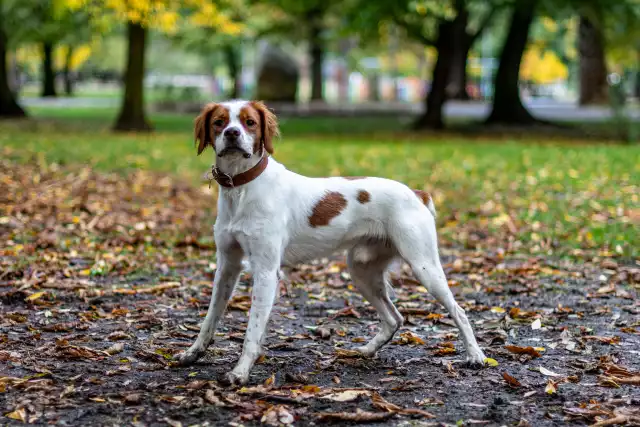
[357,190,371,204]
[309,191,348,227]
[239,104,262,153]
[249,101,279,154]
[343,176,366,180]
[413,190,432,205]
[194,103,229,155]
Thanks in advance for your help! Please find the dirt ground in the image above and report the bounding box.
[1,161,639,426]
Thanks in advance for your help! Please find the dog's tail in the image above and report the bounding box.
[414,190,437,218]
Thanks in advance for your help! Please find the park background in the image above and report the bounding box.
[0,0,639,426]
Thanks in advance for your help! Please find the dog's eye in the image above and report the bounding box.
[246,119,256,126]
[213,119,224,127]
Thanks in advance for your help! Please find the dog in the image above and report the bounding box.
[176,100,486,385]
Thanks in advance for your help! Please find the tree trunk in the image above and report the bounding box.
[578,9,608,105]
[414,20,455,130]
[446,3,471,101]
[368,74,380,102]
[485,0,537,125]
[63,46,74,96]
[41,42,57,97]
[224,44,241,99]
[447,40,472,100]
[635,69,640,99]
[308,8,324,102]
[0,15,25,118]
[114,22,152,132]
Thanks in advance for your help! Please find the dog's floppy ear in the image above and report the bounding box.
[194,103,218,155]
[251,101,280,155]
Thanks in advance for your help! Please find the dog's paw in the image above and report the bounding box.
[219,371,248,387]
[354,345,376,358]
[175,347,206,366]
[465,348,487,369]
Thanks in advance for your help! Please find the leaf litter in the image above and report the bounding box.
[0,160,639,425]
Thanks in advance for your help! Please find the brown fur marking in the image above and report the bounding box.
[343,176,366,180]
[194,103,229,155]
[413,190,432,205]
[357,190,371,204]
[309,191,348,227]
[249,101,280,154]
[239,104,262,154]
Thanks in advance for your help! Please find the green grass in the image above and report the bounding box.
[1,107,638,258]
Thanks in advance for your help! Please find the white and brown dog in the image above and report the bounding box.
[177,100,486,385]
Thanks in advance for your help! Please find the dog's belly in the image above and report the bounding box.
[281,241,342,266]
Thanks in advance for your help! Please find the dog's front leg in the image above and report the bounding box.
[222,249,280,386]
[176,244,243,366]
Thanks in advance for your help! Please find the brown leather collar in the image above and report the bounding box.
[211,156,269,188]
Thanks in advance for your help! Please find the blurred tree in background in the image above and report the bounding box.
[0,0,638,134]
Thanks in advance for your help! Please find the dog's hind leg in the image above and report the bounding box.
[177,243,243,366]
[347,244,403,357]
[390,211,486,367]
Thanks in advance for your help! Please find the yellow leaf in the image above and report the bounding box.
[25,291,46,302]
[545,380,557,394]
[79,269,92,276]
[263,373,275,387]
[491,307,506,313]
[5,408,27,422]
[484,358,499,367]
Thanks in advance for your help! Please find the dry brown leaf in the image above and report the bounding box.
[502,372,522,387]
[505,345,542,358]
[315,409,394,423]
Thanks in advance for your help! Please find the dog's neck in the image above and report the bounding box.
[215,152,262,177]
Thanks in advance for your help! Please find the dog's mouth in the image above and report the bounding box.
[218,146,251,158]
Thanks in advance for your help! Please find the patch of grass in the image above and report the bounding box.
[1,108,638,258]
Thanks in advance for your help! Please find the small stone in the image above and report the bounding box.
[124,393,141,404]
[314,327,331,340]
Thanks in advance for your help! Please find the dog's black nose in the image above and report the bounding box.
[224,128,241,139]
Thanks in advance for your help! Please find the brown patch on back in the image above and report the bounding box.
[413,190,432,205]
[194,103,229,155]
[309,191,348,227]
[357,190,371,204]
[343,176,367,180]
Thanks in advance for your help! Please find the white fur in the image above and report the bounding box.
[178,100,486,384]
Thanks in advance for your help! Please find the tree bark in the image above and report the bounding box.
[578,9,608,105]
[41,42,57,97]
[63,46,74,96]
[114,22,152,132]
[447,40,472,100]
[308,8,324,102]
[368,74,380,102]
[485,0,537,125]
[224,44,241,99]
[0,15,26,118]
[446,2,471,101]
[635,69,640,99]
[414,20,455,130]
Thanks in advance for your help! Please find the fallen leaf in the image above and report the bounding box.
[315,409,394,423]
[538,367,563,377]
[531,319,542,330]
[5,408,27,422]
[393,331,425,345]
[25,291,47,302]
[503,372,522,387]
[545,380,558,394]
[321,389,371,402]
[505,345,541,358]
[484,357,499,367]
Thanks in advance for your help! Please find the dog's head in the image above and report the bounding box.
[194,100,280,158]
